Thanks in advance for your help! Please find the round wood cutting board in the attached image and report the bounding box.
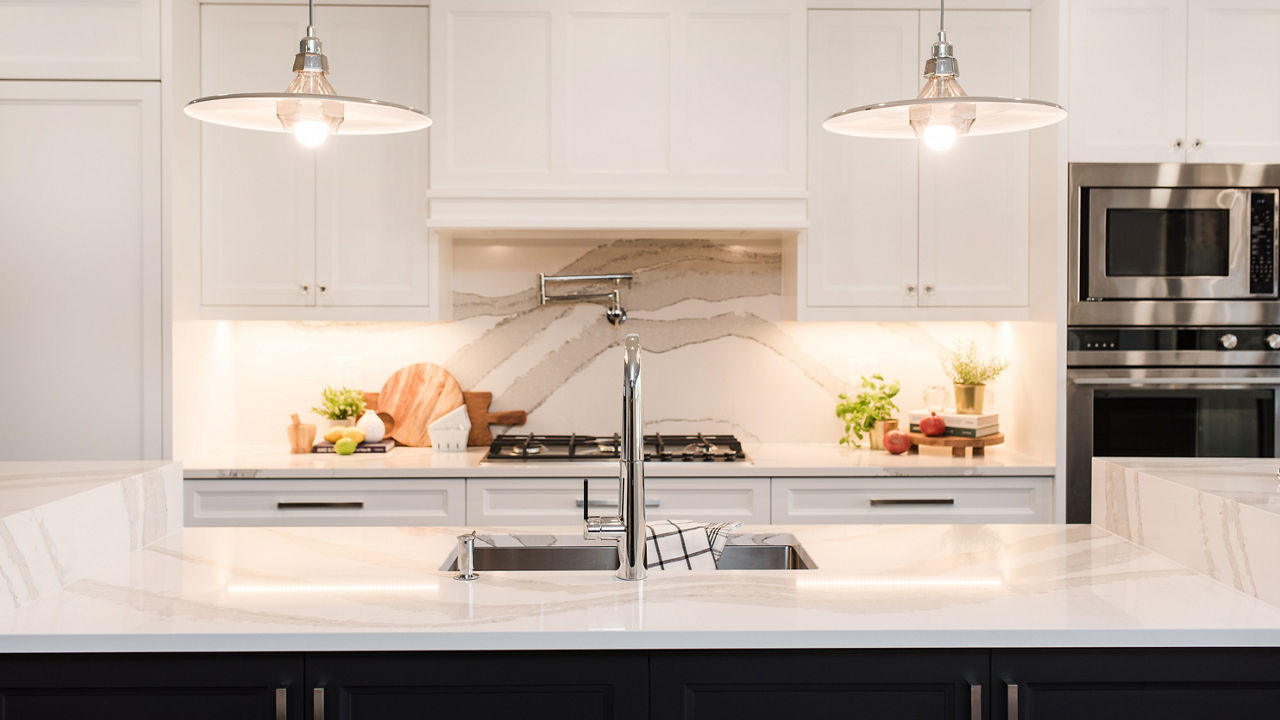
[378,363,465,447]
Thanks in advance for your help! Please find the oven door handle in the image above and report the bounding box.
[1071,377,1280,386]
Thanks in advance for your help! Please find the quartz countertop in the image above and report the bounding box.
[1094,457,1280,610]
[183,443,1055,479]
[3,521,1280,653]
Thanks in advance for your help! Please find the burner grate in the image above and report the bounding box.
[486,432,745,462]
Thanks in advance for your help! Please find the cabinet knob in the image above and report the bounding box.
[1192,138,1204,151]
[1174,138,1184,149]
[906,284,917,294]
[319,284,328,296]
[924,284,935,295]
[299,283,310,295]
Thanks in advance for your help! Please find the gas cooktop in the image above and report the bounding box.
[486,433,745,462]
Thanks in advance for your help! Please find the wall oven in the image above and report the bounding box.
[1070,164,1280,325]
[1065,327,1280,522]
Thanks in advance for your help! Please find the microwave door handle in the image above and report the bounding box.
[1071,377,1280,386]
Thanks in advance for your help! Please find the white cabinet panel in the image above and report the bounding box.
[772,477,1052,524]
[200,4,315,307]
[805,10,920,308]
[0,0,160,79]
[918,10,1028,308]
[315,6,432,307]
[1069,0,1187,162]
[1187,0,1280,163]
[467,478,771,526]
[186,479,466,527]
[0,81,161,460]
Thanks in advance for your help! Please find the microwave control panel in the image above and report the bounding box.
[1250,190,1277,295]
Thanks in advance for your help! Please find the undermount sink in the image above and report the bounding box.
[441,535,815,572]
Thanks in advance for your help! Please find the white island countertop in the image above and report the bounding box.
[3,521,1280,653]
[184,443,1054,479]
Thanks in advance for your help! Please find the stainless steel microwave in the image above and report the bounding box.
[1070,163,1280,325]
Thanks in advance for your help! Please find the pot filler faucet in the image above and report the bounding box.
[583,334,647,580]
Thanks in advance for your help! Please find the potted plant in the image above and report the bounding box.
[836,374,901,449]
[311,385,367,429]
[942,341,1009,414]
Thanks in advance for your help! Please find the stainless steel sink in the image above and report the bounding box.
[441,537,815,572]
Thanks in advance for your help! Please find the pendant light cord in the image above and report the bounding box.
[308,0,314,29]
[939,0,945,35]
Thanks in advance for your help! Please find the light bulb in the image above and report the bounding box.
[922,123,957,151]
[293,119,330,148]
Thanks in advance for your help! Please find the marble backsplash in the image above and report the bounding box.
[173,237,1053,458]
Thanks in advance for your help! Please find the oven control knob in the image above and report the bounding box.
[1267,333,1280,350]
[1220,333,1239,350]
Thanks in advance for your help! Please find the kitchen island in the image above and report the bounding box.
[2,459,1279,718]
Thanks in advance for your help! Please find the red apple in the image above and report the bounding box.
[919,412,947,437]
[883,429,912,455]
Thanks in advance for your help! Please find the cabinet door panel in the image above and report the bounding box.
[806,10,919,308]
[0,81,162,460]
[918,10,1028,308]
[1187,0,1280,163]
[201,4,315,307]
[0,653,302,720]
[310,652,647,720]
[314,6,431,307]
[0,0,160,80]
[652,650,986,720]
[1069,0,1186,162]
[994,649,1280,719]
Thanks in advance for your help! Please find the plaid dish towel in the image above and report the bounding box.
[644,520,742,570]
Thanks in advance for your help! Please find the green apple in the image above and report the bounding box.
[334,437,357,455]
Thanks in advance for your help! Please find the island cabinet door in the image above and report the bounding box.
[307,651,647,720]
[0,653,304,719]
[992,649,1280,719]
[651,650,988,720]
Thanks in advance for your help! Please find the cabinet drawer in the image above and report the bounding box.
[0,1,160,79]
[466,478,770,526]
[772,476,1051,524]
[185,479,465,527]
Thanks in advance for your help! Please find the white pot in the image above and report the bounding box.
[356,411,385,443]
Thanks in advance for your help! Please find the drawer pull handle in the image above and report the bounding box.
[314,687,325,720]
[276,501,365,510]
[275,688,287,720]
[970,683,982,720]
[575,499,661,508]
[869,498,955,506]
[1007,682,1019,720]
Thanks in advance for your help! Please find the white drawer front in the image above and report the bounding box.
[185,479,465,527]
[772,476,1052,524]
[466,478,770,526]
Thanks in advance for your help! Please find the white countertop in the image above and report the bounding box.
[3,521,1279,652]
[183,443,1055,479]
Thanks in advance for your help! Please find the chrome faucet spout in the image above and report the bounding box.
[583,333,647,580]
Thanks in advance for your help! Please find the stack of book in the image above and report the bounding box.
[907,410,999,438]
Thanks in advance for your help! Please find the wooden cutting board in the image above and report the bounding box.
[907,431,1004,457]
[463,391,528,446]
[377,363,464,447]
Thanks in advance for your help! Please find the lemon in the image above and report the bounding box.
[334,437,357,455]
[323,426,346,444]
[341,427,366,444]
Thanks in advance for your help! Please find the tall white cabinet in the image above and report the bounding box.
[0,82,161,460]
[199,4,434,312]
[803,9,1031,317]
[1070,0,1280,163]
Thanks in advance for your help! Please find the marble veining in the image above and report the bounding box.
[1093,457,1280,609]
[0,461,182,611]
[4,521,1280,652]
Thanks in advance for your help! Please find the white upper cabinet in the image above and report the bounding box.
[1186,0,1280,163]
[0,0,160,79]
[199,4,434,314]
[918,10,1029,308]
[1070,0,1280,163]
[428,0,806,229]
[803,9,1032,318]
[806,10,920,308]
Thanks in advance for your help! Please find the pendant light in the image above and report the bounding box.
[184,0,431,148]
[822,0,1064,150]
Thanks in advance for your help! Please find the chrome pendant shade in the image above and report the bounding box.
[184,0,430,147]
[823,1,1065,149]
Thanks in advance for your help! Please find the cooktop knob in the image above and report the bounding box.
[1220,333,1239,350]
[1268,333,1280,350]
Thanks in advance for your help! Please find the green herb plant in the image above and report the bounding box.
[943,341,1010,385]
[835,374,901,447]
[311,385,367,421]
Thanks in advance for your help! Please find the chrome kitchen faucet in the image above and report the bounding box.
[583,334,647,580]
